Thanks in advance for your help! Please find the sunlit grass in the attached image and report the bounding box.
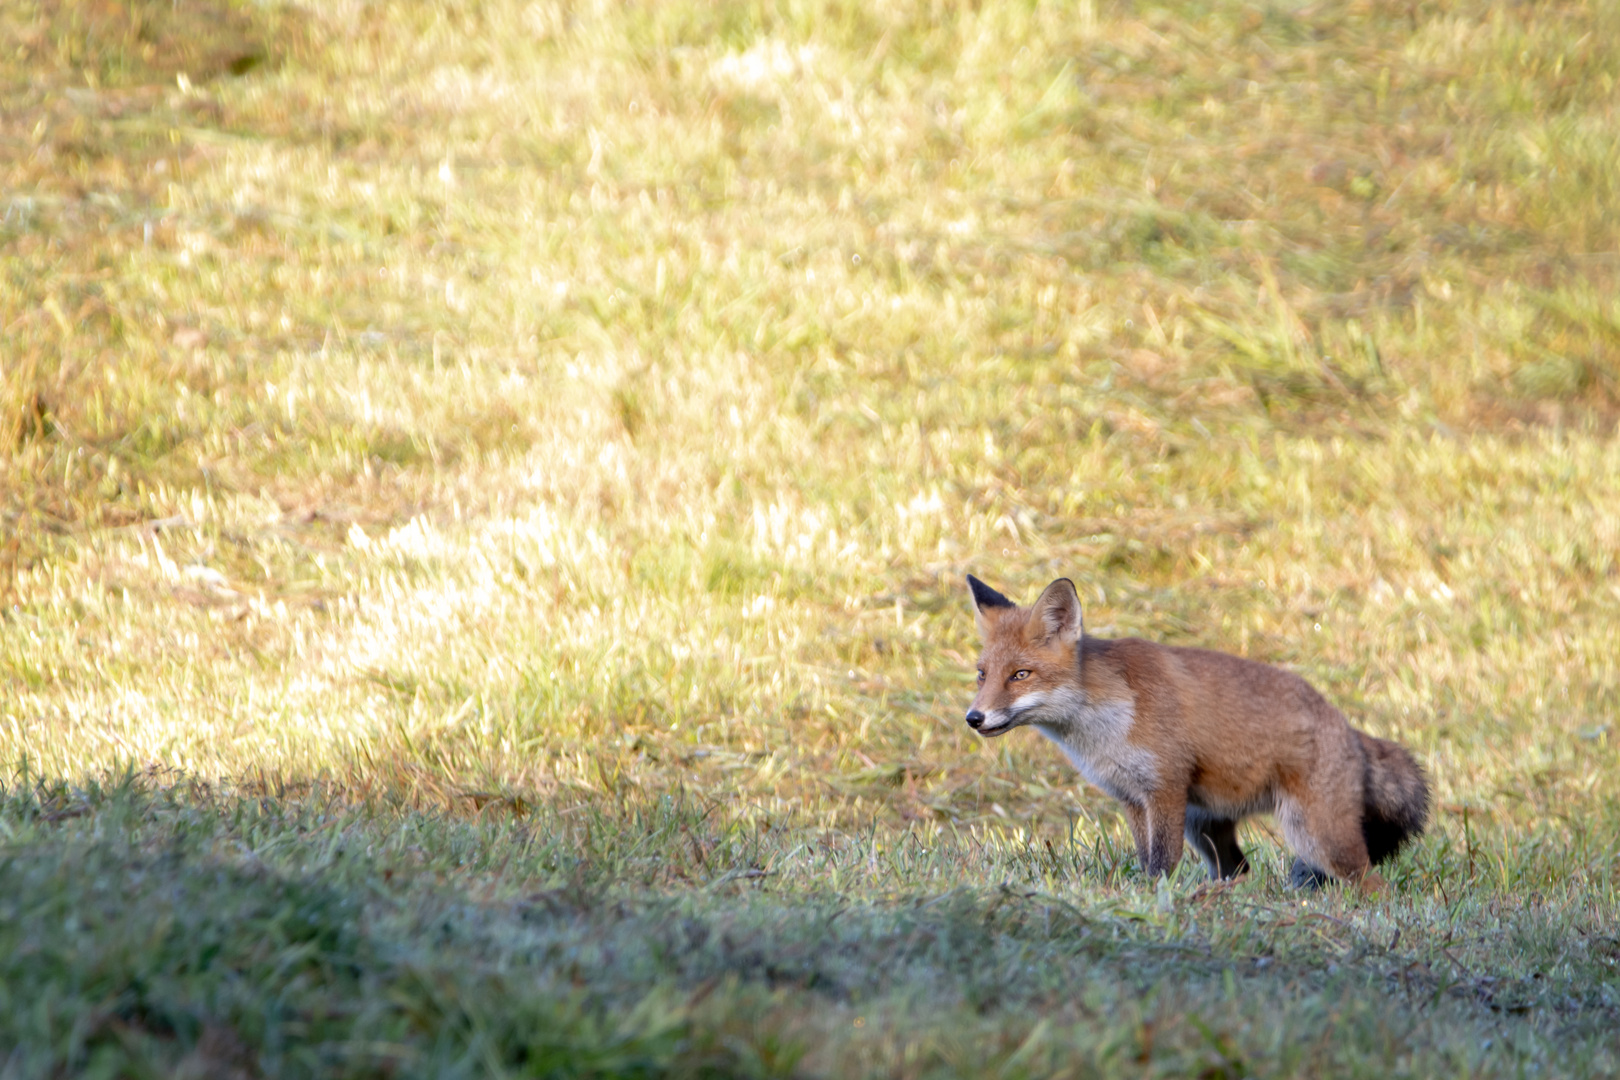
[3,0,1619,1074]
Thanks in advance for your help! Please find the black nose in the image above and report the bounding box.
[965,709,985,729]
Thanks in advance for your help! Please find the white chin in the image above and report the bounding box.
[978,721,1013,737]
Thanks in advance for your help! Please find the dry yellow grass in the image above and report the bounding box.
[6,0,1618,839]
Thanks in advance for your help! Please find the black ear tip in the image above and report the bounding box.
[968,574,1016,610]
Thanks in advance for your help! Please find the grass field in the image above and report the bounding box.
[3,0,1619,1074]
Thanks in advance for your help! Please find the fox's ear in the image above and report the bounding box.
[1030,578,1083,645]
[968,574,1015,612]
[968,574,1015,631]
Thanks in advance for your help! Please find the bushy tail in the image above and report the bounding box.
[1358,731,1430,865]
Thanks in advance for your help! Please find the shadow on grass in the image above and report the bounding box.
[2,765,1616,1078]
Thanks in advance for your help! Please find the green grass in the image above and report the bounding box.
[5,773,1616,1078]
[3,0,1620,1074]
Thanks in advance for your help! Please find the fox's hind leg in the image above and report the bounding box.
[1288,858,1330,890]
[1185,807,1248,880]
[1277,789,1382,893]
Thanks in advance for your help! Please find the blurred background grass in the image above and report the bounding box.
[2,0,1619,1074]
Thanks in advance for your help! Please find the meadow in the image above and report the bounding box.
[2,0,1619,1074]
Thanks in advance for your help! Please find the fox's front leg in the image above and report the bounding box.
[1122,802,1151,870]
[1121,798,1183,877]
[1139,790,1187,878]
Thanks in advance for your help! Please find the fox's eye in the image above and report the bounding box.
[1009,670,1031,681]
[976,669,985,684]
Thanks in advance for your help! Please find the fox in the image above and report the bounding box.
[964,574,1429,893]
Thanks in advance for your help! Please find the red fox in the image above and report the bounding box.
[965,575,1428,893]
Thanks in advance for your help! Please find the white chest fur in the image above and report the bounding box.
[1011,687,1158,805]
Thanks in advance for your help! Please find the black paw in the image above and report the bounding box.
[1289,859,1331,890]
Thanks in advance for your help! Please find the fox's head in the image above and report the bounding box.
[964,575,1084,737]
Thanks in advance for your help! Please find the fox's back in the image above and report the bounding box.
[1082,635,1351,772]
